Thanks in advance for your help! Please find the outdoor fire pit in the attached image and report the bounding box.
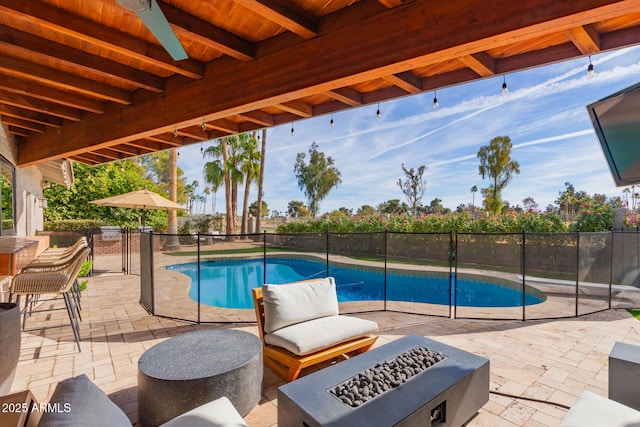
[278,334,489,427]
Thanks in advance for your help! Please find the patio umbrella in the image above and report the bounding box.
[89,188,186,227]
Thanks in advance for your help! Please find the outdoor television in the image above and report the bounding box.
[587,82,640,186]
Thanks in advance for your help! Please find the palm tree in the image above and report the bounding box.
[202,186,210,214]
[470,185,478,212]
[203,138,236,239]
[256,128,267,234]
[239,133,260,235]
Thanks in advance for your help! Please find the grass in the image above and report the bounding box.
[629,309,640,320]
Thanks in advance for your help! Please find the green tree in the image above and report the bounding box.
[522,196,538,211]
[238,133,261,235]
[249,200,269,218]
[397,164,426,217]
[477,136,520,215]
[44,161,174,230]
[377,199,409,215]
[287,201,310,218]
[470,185,478,212]
[293,142,342,216]
[357,205,376,216]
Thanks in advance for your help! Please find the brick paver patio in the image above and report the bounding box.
[7,258,640,426]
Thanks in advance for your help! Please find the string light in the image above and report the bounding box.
[200,142,204,155]
[173,126,178,137]
[501,75,508,96]
[433,90,439,109]
[290,123,295,136]
[201,119,206,131]
[177,149,180,158]
[376,103,381,120]
[587,56,595,78]
[330,113,334,128]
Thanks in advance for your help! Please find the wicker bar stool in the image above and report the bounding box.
[9,247,90,352]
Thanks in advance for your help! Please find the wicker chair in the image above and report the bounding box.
[9,247,90,352]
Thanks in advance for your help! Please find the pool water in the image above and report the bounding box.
[166,257,545,309]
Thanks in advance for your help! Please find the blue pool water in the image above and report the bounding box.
[166,257,545,309]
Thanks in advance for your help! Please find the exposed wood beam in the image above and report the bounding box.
[0,27,165,93]
[0,105,62,128]
[238,110,275,127]
[234,0,318,38]
[458,52,496,77]
[91,148,123,161]
[126,139,176,151]
[8,126,29,137]
[177,126,209,140]
[159,1,255,61]
[566,24,601,54]
[0,56,132,104]
[206,119,240,134]
[378,0,405,7]
[0,74,106,114]
[1,116,45,133]
[275,100,313,117]
[0,90,83,121]
[145,134,184,147]
[20,0,640,165]
[0,0,204,79]
[383,71,423,93]
[326,87,363,107]
[107,144,147,157]
[71,152,106,165]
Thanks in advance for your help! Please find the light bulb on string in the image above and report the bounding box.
[290,123,295,136]
[376,103,381,120]
[201,119,206,131]
[200,143,204,155]
[330,113,334,128]
[433,90,438,109]
[501,75,508,96]
[173,127,178,137]
[587,56,595,78]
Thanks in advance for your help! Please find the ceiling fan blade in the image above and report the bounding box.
[135,0,188,61]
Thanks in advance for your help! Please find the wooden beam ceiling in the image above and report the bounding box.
[0,0,638,167]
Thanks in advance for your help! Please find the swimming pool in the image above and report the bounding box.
[166,257,546,309]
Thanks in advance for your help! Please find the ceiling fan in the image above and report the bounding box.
[116,0,188,61]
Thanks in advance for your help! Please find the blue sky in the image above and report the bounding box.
[178,46,640,215]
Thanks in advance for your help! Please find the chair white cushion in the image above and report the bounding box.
[559,390,640,427]
[262,277,339,333]
[264,315,378,356]
[160,396,248,427]
[38,374,131,427]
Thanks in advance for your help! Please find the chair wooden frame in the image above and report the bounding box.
[251,287,377,382]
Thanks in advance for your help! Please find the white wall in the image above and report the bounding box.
[0,122,45,236]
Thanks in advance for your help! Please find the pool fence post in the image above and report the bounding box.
[609,231,613,310]
[575,231,580,317]
[197,233,201,323]
[149,231,155,315]
[326,231,329,278]
[453,232,459,319]
[522,230,526,321]
[263,231,267,284]
[383,231,387,312]
[449,230,453,319]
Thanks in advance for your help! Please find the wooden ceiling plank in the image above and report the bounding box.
[383,71,423,93]
[206,119,241,133]
[235,0,319,38]
[19,0,640,165]
[0,27,165,93]
[0,56,132,104]
[127,139,175,151]
[326,87,363,106]
[275,100,313,117]
[566,24,602,54]
[0,0,204,79]
[0,116,45,133]
[145,135,184,147]
[92,148,123,161]
[177,126,209,140]
[107,144,146,156]
[158,1,255,61]
[0,74,106,114]
[0,105,63,128]
[239,110,275,126]
[0,90,83,121]
[71,152,105,164]
[458,52,496,77]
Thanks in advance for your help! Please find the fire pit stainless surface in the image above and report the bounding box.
[278,334,489,427]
